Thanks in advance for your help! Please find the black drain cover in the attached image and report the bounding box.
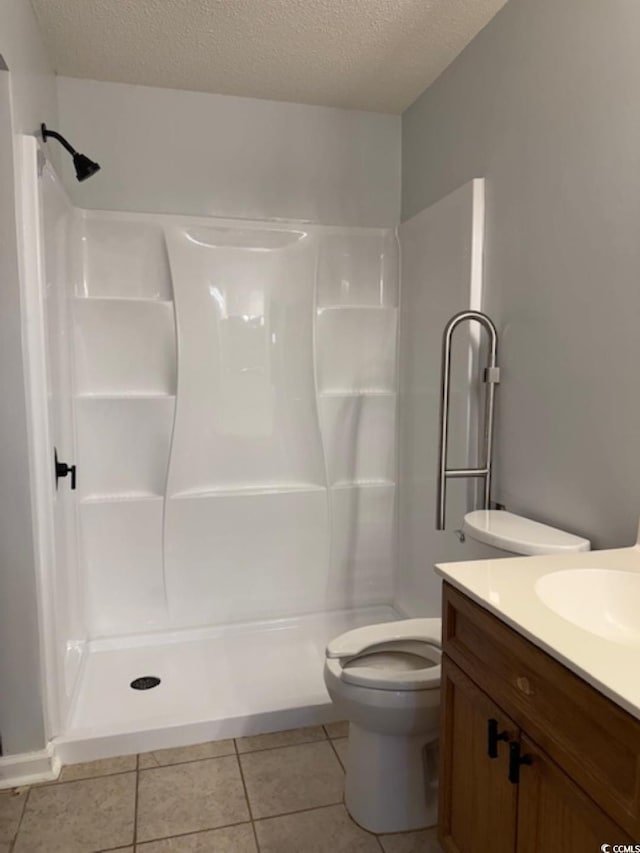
[130,676,161,691]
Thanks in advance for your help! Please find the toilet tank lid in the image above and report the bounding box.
[463,510,591,556]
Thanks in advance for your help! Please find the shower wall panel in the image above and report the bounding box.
[396,179,486,618]
[74,212,398,637]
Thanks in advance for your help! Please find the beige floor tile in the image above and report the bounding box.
[379,827,442,853]
[0,788,28,843]
[13,772,135,853]
[324,721,349,739]
[255,804,380,852]
[57,753,137,782]
[137,823,257,852]
[240,741,344,819]
[236,726,326,754]
[139,739,235,769]
[331,737,349,768]
[137,755,249,842]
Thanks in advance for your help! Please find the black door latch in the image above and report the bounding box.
[54,448,77,490]
[487,718,509,758]
[508,740,533,784]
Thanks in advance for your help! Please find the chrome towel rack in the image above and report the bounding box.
[436,311,500,530]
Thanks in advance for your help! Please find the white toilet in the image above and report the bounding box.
[324,510,591,834]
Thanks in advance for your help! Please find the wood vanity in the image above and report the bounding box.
[438,583,640,852]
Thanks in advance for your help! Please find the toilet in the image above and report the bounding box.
[324,510,591,834]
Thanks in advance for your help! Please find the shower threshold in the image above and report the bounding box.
[53,604,400,765]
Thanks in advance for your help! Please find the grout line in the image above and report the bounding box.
[38,768,136,788]
[327,737,346,772]
[11,785,31,850]
[137,751,236,772]
[132,731,328,771]
[234,740,260,852]
[42,738,334,789]
[132,754,140,850]
[235,734,328,757]
[133,818,253,848]
[131,804,391,853]
[322,723,349,740]
[252,798,346,824]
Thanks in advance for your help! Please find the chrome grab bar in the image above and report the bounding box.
[436,310,500,530]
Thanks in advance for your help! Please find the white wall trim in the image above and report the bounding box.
[0,744,60,789]
[15,135,61,739]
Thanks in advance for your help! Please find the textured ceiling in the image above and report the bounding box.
[30,0,509,114]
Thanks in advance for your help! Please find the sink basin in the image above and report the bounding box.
[535,569,640,644]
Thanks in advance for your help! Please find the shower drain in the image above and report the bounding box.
[130,676,161,691]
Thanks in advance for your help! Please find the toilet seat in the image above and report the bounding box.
[325,619,442,691]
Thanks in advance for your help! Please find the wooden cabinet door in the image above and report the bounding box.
[516,735,633,853]
[439,656,519,853]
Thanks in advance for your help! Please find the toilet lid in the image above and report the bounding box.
[339,639,441,691]
[326,619,443,691]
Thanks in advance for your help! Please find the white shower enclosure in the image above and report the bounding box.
[19,137,485,764]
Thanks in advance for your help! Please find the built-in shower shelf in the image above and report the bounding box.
[169,484,327,499]
[80,493,164,504]
[316,304,395,311]
[318,390,396,397]
[76,393,176,400]
[74,296,174,305]
[331,480,395,490]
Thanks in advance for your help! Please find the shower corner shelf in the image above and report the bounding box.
[316,304,398,313]
[80,493,165,504]
[331,480,395,490]
[73,295,174,305]
[168,483,327,500]
[318,389,396,398]
[76,393,176,400]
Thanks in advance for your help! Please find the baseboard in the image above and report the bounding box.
[0,744,60,789]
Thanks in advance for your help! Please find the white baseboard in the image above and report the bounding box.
[0,745,60,789]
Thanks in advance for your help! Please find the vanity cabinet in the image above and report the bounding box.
[438,583,640,852]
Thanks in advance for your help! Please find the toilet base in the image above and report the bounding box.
[343,723,438,834]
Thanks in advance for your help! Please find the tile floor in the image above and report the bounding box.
[1,723,442,853]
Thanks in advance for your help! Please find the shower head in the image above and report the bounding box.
[40,123,100,182]
[72,152,101,182]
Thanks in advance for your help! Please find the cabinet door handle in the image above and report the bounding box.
[487,718,509,758]
[508,740,532,783]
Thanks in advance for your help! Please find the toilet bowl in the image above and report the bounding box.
[324,511,592,834]
[324,618,442,834]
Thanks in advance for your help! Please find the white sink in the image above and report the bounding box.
[535,569,640,645]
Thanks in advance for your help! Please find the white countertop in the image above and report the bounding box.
[435,542,640,720]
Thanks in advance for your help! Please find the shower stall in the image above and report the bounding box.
[18,136,487,766]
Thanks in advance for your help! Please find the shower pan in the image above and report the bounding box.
[18,137,486,768]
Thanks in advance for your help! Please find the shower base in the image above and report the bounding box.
[54,604,400,765]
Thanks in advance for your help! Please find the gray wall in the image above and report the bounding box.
[0,0,59,754]
[402,0,640,549]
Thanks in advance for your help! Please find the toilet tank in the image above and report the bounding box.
[462,510,591,557]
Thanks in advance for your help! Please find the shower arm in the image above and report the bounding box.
[436,310,500,531]
[41,125,77,157]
